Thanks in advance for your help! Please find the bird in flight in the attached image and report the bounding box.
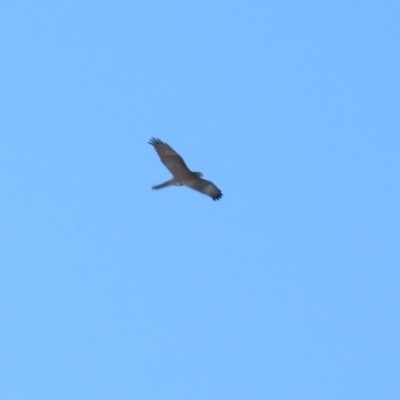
[149,138,223,201]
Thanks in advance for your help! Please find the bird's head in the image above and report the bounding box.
[194,172,203,178]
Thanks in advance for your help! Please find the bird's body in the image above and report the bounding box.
[149,138,223,201]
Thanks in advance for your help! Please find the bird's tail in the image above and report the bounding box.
[152,179,176,190]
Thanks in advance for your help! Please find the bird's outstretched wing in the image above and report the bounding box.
[185,178,223,201]
[148,138,190,178]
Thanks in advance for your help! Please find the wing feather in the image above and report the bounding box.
[184,178,223,201]
[148,138,190,177]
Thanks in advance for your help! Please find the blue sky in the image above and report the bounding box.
[1,1,399,399]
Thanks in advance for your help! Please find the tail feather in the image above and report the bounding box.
[152,179,175,190]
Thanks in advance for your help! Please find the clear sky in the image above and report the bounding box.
[1,1,399,399]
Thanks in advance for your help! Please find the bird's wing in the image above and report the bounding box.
[184,177,223,201]
[149,138,191,177]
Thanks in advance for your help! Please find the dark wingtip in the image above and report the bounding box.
[148,137,163,146]
[212,192,223,201]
